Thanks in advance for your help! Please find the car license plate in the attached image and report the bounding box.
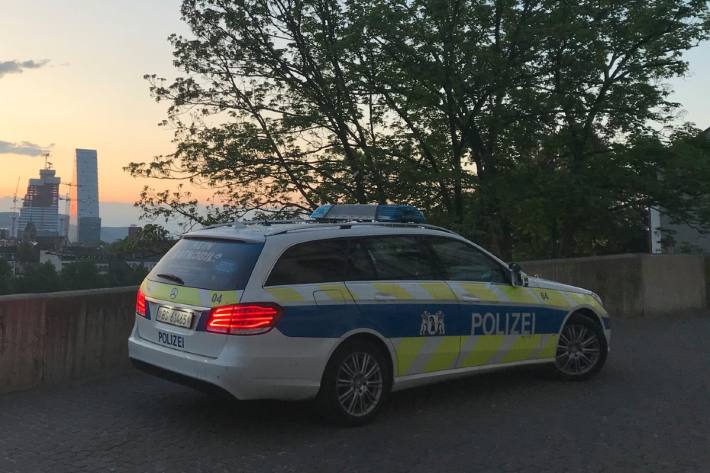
[156,307,193,328]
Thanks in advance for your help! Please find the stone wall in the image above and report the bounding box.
[0,287,137,394]
[1,254,708,395]
[522,254,707,318]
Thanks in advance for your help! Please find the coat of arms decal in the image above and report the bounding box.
[420,310,445,336]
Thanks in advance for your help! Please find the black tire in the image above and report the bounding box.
[316,339,392,426]
[551,314,608,381]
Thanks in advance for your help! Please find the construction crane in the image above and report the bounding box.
[10,177,20,239]
[42,152,53,170]
[60,182,80,201]
[57,191,71,239]
[60,182,80,217]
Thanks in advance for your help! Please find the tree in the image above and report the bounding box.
[504,126,710,259]
[105,224,176,260]
[128,0,395,228]
[16,241,39,264]
[128,0,710,259]
[357,0,710,257]
[59,262,102,291]
[518,0,710,256]
[0,259,13,295]
[13,262,61,294]
[353,0,554,255]
[102,261,150,287]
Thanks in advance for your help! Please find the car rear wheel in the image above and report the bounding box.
[316,339,391,426]
[553,315,607,380]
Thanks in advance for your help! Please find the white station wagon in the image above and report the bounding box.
[129,205,610,424]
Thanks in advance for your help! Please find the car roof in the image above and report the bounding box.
[183,221,460,244]
[182,221,510,269]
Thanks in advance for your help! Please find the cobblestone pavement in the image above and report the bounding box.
[1,315,710,473]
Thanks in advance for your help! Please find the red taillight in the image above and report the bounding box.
[136,288,147,317]
[206,303,282,335]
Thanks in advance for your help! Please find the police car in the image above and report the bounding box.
[128,204,610,425]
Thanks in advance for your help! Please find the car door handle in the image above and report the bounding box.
[461,295,481,302]
[375,293,398,301]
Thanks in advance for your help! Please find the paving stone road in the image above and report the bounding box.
[1,315,710,473]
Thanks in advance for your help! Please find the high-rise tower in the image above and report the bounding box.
[70,148,101,245]
[17,156,61,240]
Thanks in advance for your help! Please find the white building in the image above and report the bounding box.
[70,148,101,245]
[39,250,109,274]
[648,126,710,254]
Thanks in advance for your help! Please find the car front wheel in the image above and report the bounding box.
[553,314,607,380]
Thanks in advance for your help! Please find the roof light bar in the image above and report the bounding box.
[309,204,426,224]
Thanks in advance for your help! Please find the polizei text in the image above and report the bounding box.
[471,312,536,335]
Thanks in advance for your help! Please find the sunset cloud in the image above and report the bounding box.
[0,59,50,78]
[0,140,50,157]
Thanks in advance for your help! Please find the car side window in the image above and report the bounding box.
[363,236,439,280]
[427,237,507,283]
[265,239,349,286]
[346,238,378,281]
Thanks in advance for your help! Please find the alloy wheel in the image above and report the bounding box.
[335,352,384,417]
[555,323,601,376]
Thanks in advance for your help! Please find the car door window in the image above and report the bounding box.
[427,237,507,283]
[345,238,378,281]
[266,239,349,286]
[364,236,439,280]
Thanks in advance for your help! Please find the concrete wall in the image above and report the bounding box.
[641,255,706,317]
[1,254,709,395]
[0,287,137,394]
[523,254,707,318]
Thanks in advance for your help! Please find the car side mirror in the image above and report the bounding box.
[509,262,527,287]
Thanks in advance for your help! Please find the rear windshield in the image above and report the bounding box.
[148,238,264,291]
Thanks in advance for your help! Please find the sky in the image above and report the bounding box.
[1,0,710,226]
[0,0,189,226]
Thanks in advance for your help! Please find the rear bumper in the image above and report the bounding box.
[127,320,337,401]
[130,358,232,398]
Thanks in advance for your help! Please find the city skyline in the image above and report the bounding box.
[1,0,710,215]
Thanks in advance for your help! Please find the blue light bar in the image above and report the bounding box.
[309,204,333,220]
[309,204,426,223]
[375,205,426,223]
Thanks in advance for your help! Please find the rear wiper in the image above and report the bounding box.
[156,273,185,285]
